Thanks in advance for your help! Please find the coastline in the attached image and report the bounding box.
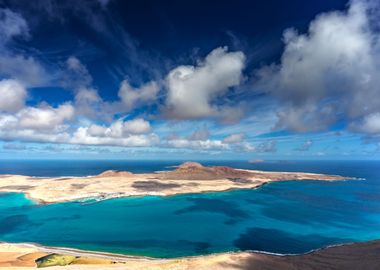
[0,162,356,204]
[1,239,380,269]
[0,162,370,269]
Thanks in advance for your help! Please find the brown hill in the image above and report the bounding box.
[159,162,253,180]
[95,170,133,178]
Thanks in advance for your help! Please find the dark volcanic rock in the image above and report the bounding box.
[228,240,380,270]
[132,181,181,191]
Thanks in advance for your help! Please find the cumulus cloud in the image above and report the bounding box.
[73,87,121,121]
[87,118,151,138]
[166,138,229,151]
[0,109,158,147]
[0,101,75,143]
[223,133,245,144]
[118,80,160,111]
[63,57,121,121]
[0,54,48,86]
[71,119,158,147]
[67,58,160,121]
[164,129,256,152]
[255,0,380,134]
[71,128,158,147]
[164,47,245,121]
[0,79,27,113]
[0,115,71,143]
[350,113,380,134]
[17,104,74,130]
[64,56,93,89]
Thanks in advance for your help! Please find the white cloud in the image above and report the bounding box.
[71,128,158,147]
[166,138,229,151]
[0,79,27,113]
[87,118,151,138]
[350,113,380,134]
[0,8,29,44]
[0,112,71,143]
[164,128,257,152]
[77,87,101,102]
[0,9,48,86]
[0,110,157,147]
[255,0,380,134]
[118,80,159,111]
[87,124,107,137]
[17,103,75,130]
[223,133,245,144]
[74,87,118,121]
[123,118,151,134]
[71,119,158,147]
[0,102,74,144]
[64,56,93,89]
[164,47,245,121]
[0,54,48,86]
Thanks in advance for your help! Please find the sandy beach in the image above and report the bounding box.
[1,239,380,269]
[0,162,354,204]
[0,162,366,269]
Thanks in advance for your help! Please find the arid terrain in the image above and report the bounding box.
[0,162,353,204]
[1,240,380,269]
[0,162,366,269]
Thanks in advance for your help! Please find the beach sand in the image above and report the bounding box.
[0,162,354,204]
[1,240,379,269]
[0,162,366,269]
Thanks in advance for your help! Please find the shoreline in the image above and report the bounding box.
[24,176,360,205]
[1,239,380,269]
[0,163,374,269]
[0,239,370,259]
[7,177,355,205]
[0,162,357,204]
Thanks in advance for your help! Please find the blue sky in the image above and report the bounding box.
[0,0,379,160]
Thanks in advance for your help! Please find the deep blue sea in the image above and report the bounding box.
[0,160,379,258]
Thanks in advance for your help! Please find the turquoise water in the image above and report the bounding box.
[0,161,380,257]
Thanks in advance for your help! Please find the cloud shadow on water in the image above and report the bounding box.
[234,227,353,254]
[174,197,250,224]
[0,214,30,234]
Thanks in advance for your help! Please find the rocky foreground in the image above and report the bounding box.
[1,240,379,269]
[0,162,353,204]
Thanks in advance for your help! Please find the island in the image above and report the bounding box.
[0,162,366,269]
[0,162,353,204]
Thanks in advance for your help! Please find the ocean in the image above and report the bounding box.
[0,160,379,258]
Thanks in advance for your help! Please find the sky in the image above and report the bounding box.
[0,0,379,160]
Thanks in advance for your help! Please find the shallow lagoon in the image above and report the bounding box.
[0,161,379,258]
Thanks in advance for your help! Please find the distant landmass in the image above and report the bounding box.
[0,162,353,204]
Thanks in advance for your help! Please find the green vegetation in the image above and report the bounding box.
[35,254,77,268]
[35,253,120,268]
